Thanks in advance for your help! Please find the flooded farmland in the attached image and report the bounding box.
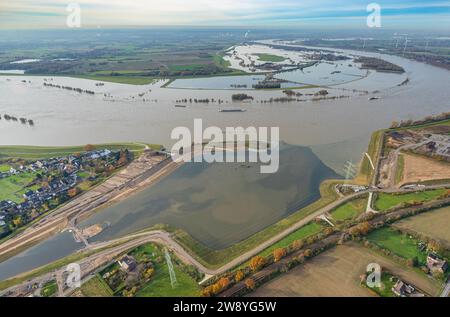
[0,43,450,281]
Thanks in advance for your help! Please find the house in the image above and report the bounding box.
[118,255,137,272]
[23,190,34,200]
[427,253,448,274]
[392,280,415,297]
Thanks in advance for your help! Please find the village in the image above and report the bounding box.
[0,147,132,237]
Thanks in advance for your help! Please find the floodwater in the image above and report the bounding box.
[1,45,448,173]
[0,44,449,281]
[167,74,306,90]
[0,144,338,280]
[80,144,339,249]
[0,231,82,281]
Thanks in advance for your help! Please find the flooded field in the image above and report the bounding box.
[167,74,306,90]
[0,43,450,281]
[0,144,338,280]
[81,144,339,249]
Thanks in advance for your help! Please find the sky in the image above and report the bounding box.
[1,0,449,30]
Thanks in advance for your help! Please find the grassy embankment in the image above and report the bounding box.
[330,197,368,221]
[395,154,405,185]
[355,129,384,185]
[0,143,160,160]
[374,189,446,212]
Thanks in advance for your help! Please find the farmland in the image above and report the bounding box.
[78,275,114,297]
[394,206,450,246]
[0,29,246,83]
[251,243,442,297]
[399,153,450,186]
[367,227,427,265]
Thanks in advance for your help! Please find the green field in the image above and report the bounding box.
[132,244,200,297]
[255,53,286,62]
[0,164,11,172]
[374,189,446,211]
[213,53,231,68]
[367,227,427,265]
[0,172,38,203]
[135,262,201,297]
[41,280,58,297]
[79,275,113,297]
[0,143,158,160]
[76,75,157,85]
[331,197,367,221]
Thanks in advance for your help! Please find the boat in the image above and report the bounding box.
[368,97,380,101]
[174,104,187,108]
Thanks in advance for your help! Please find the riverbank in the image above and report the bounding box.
[0,145,180,262]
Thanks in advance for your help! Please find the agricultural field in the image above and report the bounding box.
[251,243,441,297]
[394,206,450,246]
[78,275,113,297]
[0,29,243,82]
[399,153,450,186]
[374,189,446,211]
[330,198,367,221]
[367,227,427,265]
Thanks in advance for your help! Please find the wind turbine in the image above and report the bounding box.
[403,36,410,55]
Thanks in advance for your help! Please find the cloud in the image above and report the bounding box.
[0,0,449,29]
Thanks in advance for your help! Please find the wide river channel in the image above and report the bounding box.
[0,44,449,281]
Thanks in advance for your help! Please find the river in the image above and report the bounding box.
[0,44,449,281]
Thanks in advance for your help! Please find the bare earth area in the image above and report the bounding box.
[394,206,450,246]
[251,243,442,297]
[399,153,450,186]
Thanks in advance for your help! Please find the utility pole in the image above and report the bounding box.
[165,248,178,289]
